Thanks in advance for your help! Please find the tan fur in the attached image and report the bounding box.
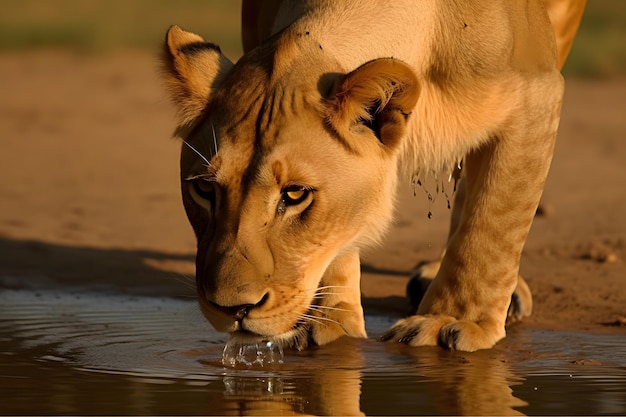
[161,25,234,127]
[407,0,585,333]
[545,0,587,68]
[162,0,585,351]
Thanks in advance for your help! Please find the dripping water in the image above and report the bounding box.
[411,160,462,219]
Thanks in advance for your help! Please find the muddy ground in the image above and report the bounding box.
[0,50,624,339]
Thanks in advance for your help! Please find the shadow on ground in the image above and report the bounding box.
[0,236,194,296]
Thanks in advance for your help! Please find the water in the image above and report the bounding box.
[222,336,284,367]
[1,288,625,415]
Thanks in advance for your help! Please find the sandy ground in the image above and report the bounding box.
[0,50,624,338]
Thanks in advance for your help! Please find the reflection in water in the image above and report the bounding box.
[384,345,527,415]
[192,336,366,415]
[1,288,625,415]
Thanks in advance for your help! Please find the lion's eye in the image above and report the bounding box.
[281,186,310,207]
[192,179,215,201]
[286,189,305,201]
[186,175,217,212]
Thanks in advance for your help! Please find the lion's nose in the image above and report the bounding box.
[210,302,254,320]
[209,292,269,321]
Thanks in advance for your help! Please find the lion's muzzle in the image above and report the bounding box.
[198,293,270,334]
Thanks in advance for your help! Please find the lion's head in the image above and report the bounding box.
[161,26,419,348]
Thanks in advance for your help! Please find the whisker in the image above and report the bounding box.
[299,286,349,298]
[181,139,211,167]
[295,315,323,328]
[309,305,351,313]
[168,273,196,291]
[315,285,350,291]
[299,285,349,293]
[291,289,345,303]
[301,313,341,326]
[211,124,218,155]
[299,314,331,328]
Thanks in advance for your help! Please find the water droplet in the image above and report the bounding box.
[427,193,433,202]
[427,211,433,219]
[417,179,422,187]
[447,200,451,209]
[222,335,284,368]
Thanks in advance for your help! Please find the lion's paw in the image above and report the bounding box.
[381,315,504,352]
[407,267,534,328]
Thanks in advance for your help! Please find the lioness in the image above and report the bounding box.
[162,0,585,351]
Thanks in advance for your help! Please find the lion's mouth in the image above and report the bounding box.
[197,289,319,350]
[226,315,313,351]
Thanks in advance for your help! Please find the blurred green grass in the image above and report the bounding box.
[561,0,626,77]
[0,0,624,77]
[0,0,243,58]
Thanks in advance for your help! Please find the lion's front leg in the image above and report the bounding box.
[407,176,533,326]
[308,250,367,346]
[407,260,533,327]
[384,75,564,351]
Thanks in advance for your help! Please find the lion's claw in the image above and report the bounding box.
[382,315,505,352]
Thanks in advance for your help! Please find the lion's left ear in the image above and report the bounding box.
[326,58,420,152]
[161,25,234,126]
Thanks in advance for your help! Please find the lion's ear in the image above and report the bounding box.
[326,58,419,152]
[161,25,234,126]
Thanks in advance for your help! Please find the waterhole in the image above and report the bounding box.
[1,288,625,415]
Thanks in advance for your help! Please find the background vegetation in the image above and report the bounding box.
[0,0,624,77]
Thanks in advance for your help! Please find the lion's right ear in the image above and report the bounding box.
[161,25,234,126]
[325,58,419,153]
